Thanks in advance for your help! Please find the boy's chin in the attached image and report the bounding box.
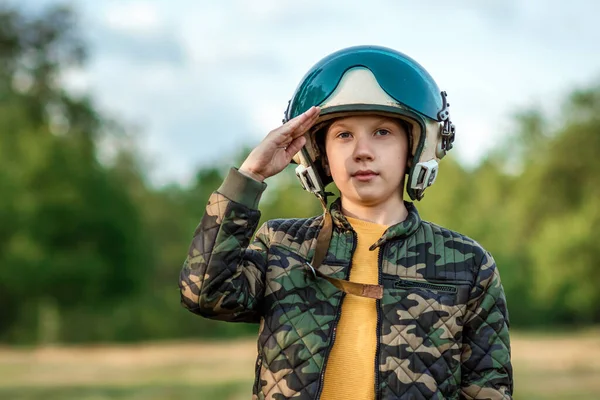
[347,189,392,206]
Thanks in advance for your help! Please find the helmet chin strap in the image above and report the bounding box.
[295,144,407,300]
[294,147,385,299]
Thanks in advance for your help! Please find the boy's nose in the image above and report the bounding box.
[352,137,374,162]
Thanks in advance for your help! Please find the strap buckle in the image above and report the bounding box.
[304,261,317,280]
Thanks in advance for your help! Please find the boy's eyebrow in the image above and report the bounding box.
[330,121,351,130]
[330,117,400,131]
[373,117,398,127]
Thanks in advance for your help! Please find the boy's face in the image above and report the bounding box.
[324,115,408,207]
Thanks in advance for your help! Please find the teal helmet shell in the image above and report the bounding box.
[286,45,444,122]
[286,45,455,201]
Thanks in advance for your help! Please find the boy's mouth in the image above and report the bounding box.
[351,169,379,182]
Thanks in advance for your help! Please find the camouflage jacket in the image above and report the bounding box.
[179,168,513,400]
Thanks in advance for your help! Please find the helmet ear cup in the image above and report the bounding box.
[410,160,439,189]
[295,163,322,194]
[407,160,439,200]
[294,147,329,206]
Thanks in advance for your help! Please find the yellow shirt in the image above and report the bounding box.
[320,216,388,400]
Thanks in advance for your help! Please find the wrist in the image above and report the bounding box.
[239,165,265,183]
[219,167,267,209]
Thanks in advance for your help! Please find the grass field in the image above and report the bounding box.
[1,330,599,399]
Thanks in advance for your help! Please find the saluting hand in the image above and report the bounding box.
[239,106,320,182]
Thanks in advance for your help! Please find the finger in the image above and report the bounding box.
[290,106,319,124]
[282,107,318,134]
[273,106,320,139]
[294,111,321,136]
[282,110,321,143]
[285,135,307,158]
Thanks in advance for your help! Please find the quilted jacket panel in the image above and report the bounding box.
[179,169,513,399]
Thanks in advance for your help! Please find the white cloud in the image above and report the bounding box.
[103,0,163,34]
[44,0,600,185]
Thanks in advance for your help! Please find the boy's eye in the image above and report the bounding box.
[337,132,352,139]
[375,129,391,136]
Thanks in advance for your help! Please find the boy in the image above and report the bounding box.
[179,45,513,399]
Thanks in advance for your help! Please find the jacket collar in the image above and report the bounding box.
[329,198,422,250]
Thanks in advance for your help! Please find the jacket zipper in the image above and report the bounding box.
[253,354,263,395]
[316,293,344,398]
[394,278,457,294]
[374,243,384,400]
[315,230,357,399]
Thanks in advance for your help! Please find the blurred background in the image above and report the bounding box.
[1,1,599,399]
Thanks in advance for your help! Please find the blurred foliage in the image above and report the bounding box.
[0,3,599,344]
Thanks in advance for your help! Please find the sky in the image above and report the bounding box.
[16,0,600,186]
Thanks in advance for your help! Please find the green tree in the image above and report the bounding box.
[0,4,150,343]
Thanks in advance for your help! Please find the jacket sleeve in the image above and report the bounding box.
[460,250,513,399]
[179,167,269,323]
